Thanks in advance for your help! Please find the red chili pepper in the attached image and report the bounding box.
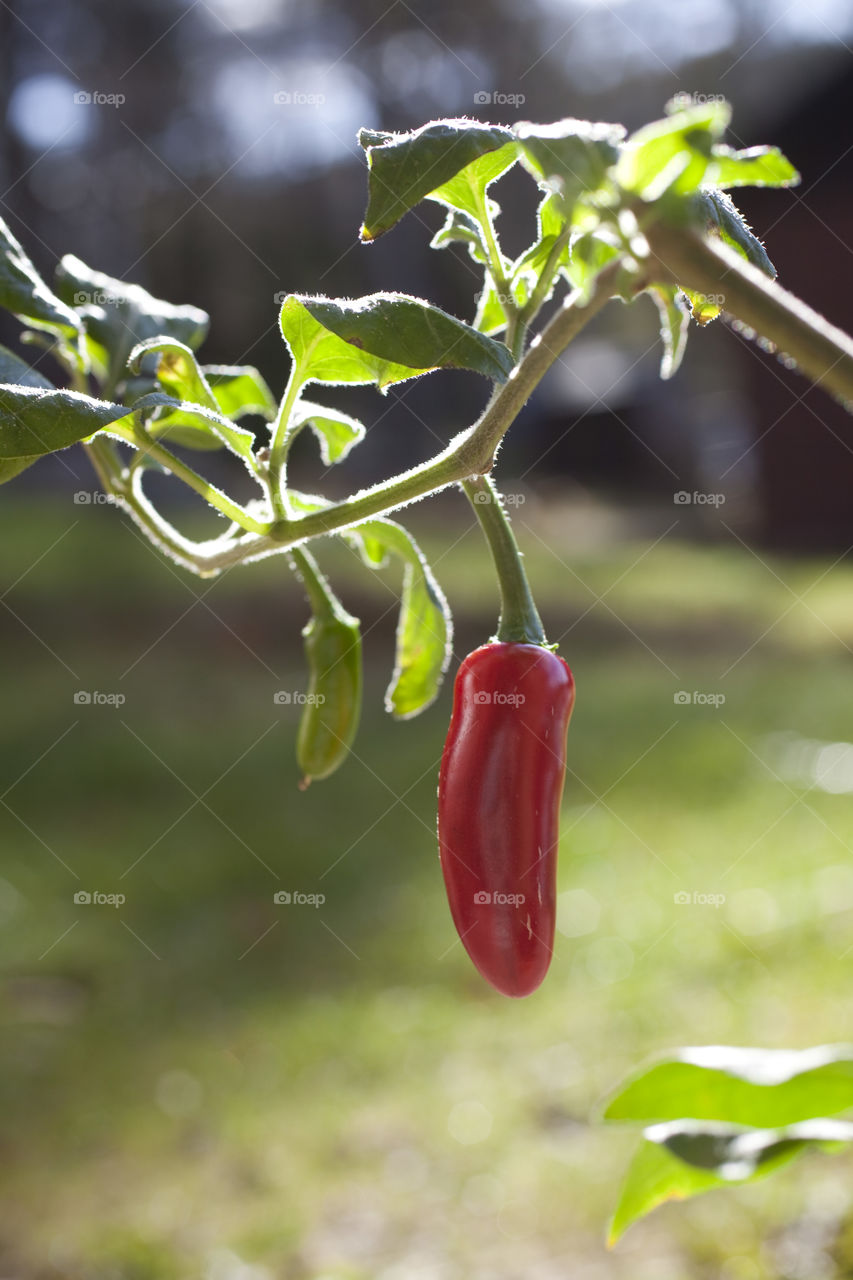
[437,642,575,997]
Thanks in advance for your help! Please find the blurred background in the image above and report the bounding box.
[2,1,853,1276]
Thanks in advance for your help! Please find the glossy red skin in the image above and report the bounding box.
[437,643,575,997]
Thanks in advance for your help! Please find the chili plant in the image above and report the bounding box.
[4,95,853,1241]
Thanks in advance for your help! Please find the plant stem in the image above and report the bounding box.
[519,226,572,330]
[108,421,271,534]
[268,365,305,519]
[646,223,853,407]
[288,545,346,622]
[86,261,622,577]
[462,474,546,645]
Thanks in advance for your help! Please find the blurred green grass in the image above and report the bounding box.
[3,492,853,1278]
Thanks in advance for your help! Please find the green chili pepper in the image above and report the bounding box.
[290,547,362,787]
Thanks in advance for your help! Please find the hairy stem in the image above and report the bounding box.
[462,474,546,645]
[646,223,853,407]
[108,421,271,534]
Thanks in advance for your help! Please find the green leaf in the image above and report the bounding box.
[0,216,81,336]
[55,255,208,393]
[617,102,731,201]
[130,392,256,459]
[601,1044,853,1127]
[128,337,219,412]
[564,228,621,302]
[0,385,131,458]
[682,288,723,325]
[608,1123,805,1245]
[203,366,276,421]
[473,276,510,336]
[347,518,452,718]
[708,144,800,190]
[281,293,514,388]
[515,118,624,215]
[0,454,41,485]
[0,343,54,390]
[358,119,514,241]
[506,194,572,313]
[427,141,517,222]
[430,208,488,265]
[291,400,365,465]
[648,285,690,379]
[692,189,776,278]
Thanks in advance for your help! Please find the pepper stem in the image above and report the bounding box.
[288,545,346,623]
[461,474,547,646]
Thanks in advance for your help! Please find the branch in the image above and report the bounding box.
[646,223,853,408]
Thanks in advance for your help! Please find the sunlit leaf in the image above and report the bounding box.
[427,141,517,223]
[708,144,800,190]
[648,284,691,379]
[291,400,365,465]
[55,255,208,393]
[601,1043,853,1127]
[430,208,488,265]
[130,391,256,458]
[617,102,731,201]
[129,337,219,411]
[0,343,53,390]
[347,518,453,718]
[358,119,514,241]
[608,1124,803,1245]
[0,384,131,458]
[0,216,81,336]
[515,118,624,215]
[203,365,276,420]
[281,293,514,388]
[692,189,776,278]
